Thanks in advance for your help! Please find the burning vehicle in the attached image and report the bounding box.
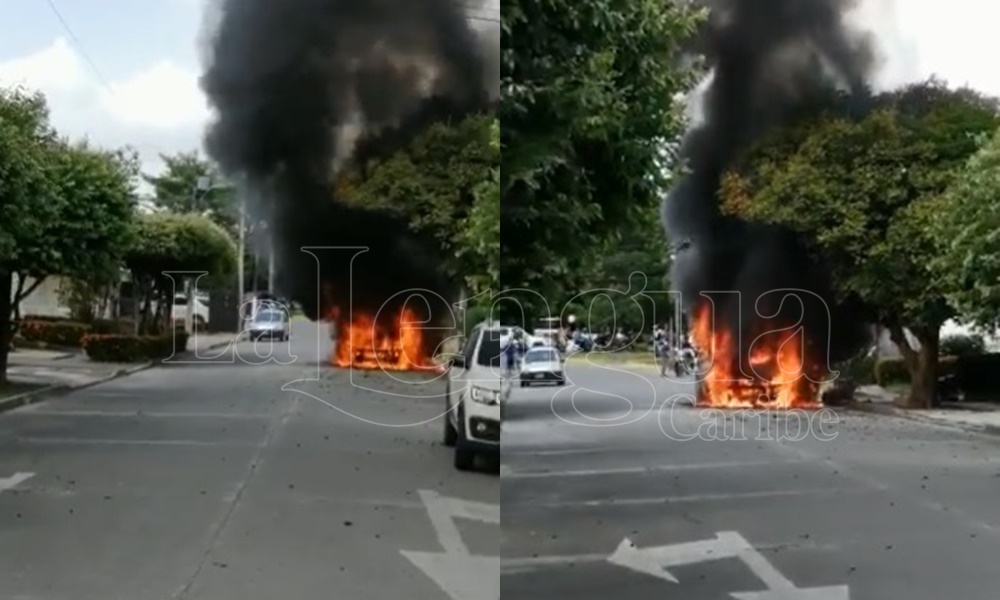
[663,0,876,407]
[199,0,498,371]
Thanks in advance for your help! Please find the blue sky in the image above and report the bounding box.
[0,0,202,77]
[0,0,212,180]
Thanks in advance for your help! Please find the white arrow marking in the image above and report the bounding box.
[401,551,498,600]
[608,531,849,599]
[403,491,500,600]
[0,472,34,493]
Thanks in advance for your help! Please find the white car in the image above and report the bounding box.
[171,294,210,326]
[444,323,504,470]
[519,347,565,387]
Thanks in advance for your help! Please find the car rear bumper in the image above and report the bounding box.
[521,371,564,382]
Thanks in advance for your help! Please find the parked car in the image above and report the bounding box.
[519,347,565,387]
[248,308,290,341]
[171,294,209,326]
[444,322,503,470]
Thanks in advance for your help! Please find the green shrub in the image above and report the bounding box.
[874,355,959,386]
[82,333,189,363]
[90,318,137,335]
[940,334,985,357]
[21,314,72,322]
[18,319,91,347]
[953,353,1000,393]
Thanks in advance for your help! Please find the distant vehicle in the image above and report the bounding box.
[248,308,290,341]
[444,323,503,470]
[171,294,209,326]
[519,347,565,387]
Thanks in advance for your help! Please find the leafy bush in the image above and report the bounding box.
[22,314,72,323]
[837,353,877,385]
[90,318,137,335]
[953,353,1000,394]
[875,355,959,386]
[940,334,985,357]
[82,333,189,363]
[18,319,90,347]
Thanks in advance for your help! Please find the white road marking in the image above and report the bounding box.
[609,531,849,599]
[525,487,857,509]
[402,491,499,600]
[0,472,34,493]
[16,437,256,447]
[501,458,806,479]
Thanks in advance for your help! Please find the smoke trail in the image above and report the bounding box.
[200,0,496,319]
[666,0,877,363]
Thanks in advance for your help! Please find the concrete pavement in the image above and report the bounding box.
[0,320,497,600]
[503,361,1000,599]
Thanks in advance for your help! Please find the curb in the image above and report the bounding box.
[847,399,1000,437]
[0,340,236,415]
[0,361,154,414]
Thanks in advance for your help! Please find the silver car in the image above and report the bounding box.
[249,309,290,341]
[519,347,565,387]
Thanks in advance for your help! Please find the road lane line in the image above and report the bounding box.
[522,487,862,509]
[501,458,807,479]
[16,437,257,447]
[18,410,273,419]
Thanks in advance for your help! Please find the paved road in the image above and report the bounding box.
[503,360,1000,599]
[0,320,498,600]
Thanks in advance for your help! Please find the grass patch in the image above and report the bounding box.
[0,381,47,400]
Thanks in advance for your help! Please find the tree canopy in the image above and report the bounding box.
[125,211,238,333]
[933,127,1000,328]
[338,113,498,291]
[143,151,237,232]
[719,80,1000,407]
[0,87,138,380]
[501,0,703,299]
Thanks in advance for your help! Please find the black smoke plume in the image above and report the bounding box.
[665,0,876,376]
[200,0,497,323]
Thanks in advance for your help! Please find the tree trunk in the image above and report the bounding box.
[889,324,940,409]
[0,272,13,385]
[908,327,940,409]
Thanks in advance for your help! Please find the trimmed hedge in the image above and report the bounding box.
[82,333,189,363]
[18,319,90,347]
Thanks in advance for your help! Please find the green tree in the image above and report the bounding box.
[0,87,137,382]
[933,127,1000,328]
[125,212,237,333]
[459,119,500,294]
[344,114,497,287]
[501,0,703,299]
[144,151,236,232]
[720,81,1000,408]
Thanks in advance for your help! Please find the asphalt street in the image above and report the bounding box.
[503,359,1000,599]
[0,320,498,600]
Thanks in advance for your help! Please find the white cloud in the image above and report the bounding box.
[0,37,209,179]
[861,0,1000,95]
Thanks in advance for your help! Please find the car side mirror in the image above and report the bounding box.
[451,355,467,369]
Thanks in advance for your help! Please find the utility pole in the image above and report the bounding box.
[237,191,247,333]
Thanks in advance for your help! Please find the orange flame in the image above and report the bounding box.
[690,303,822,409]
[329,306,437,371]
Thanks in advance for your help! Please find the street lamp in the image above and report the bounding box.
[183,177,219,334]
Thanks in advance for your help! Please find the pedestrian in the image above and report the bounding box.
[504,338,516,375]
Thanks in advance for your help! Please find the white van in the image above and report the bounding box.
[444,323,504,470]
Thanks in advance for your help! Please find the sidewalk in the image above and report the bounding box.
[1,333,236,410]
[852,384,1000,435]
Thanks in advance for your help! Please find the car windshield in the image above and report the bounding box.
[525,350,558,363]
[477,331,502,367]
[254,310,285,323]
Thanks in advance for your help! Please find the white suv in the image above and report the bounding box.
[444,323,505,470]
